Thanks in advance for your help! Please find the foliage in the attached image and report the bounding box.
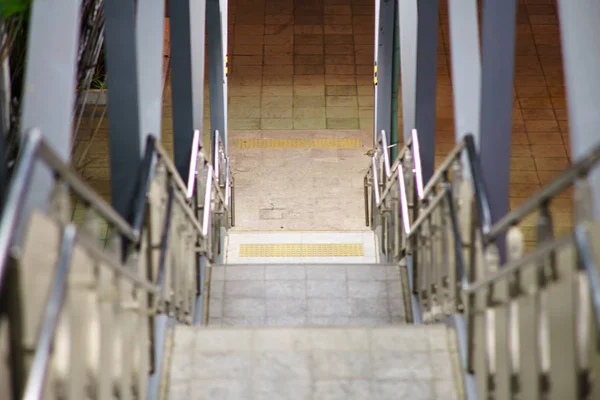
[0,0,31,19]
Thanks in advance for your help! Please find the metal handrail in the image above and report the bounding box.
[185,129,202,198]
[0,130,136,287]
[22,225,77,400]
[411,129,424,199]
[7,126,230,399]
[21,217,165,399]
[378,130,391,177]
[486,141,600,243]
[378,134,414,202]
[575,224,600,333]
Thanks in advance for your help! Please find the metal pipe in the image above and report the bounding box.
[202,165,213,237]
[487,141,600,242]
[22,225,77,400]
[0,130,42,287]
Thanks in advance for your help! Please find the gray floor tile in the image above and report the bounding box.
[306,265,346,280]
[225,280,266,298]
[308,298,351,317]
[346,265,387,281]
[266,298,308,317]
[372,380,435,400]
[349,297,389,317]
[347,280,387,298]
[252,379,313,400]
[312,350,372,379]
[226,265,265,280]
[223,298,266,318]
[253,352,312,380]
[266,265,306,280]
[307,280,348,298]
[371,351,433,380]
[266,280,307,298]
[313,379,372,400]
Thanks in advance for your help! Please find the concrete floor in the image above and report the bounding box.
[75,0,573,245]
[229,129,371,231]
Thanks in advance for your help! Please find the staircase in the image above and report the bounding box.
[166,325,463,399]
[2,128,600,400]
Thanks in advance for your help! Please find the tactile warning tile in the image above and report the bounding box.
[234,138,362,149]
[239,243,365,257]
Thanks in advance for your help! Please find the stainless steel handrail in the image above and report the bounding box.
[186,129,202,198]
[155,141,189,196]
[486,141,600,242]
[397,163,411,234]
[407,186,449,238]
[419,134,493,237]
[371,157,381,205]
[22,225,77,400]
[22,217,164,399]
[378,135,414,202]
[463,233,573,294]
[411,129,424,199]
[378,130,391,177]
[575,224,600,333]
[202,165,214,237]
[0,130,137,287]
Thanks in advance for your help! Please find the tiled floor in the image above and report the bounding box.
[226,231,377,264]
[168,325,463,399]
[208,263,404,326]
[229,130,371,231]
[75,0,573,246]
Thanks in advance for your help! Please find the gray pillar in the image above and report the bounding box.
[373,0,396,147]
[104,0,143,219]
[17,0,81,236]
[479,0,517,224]
[137,0,166,142]
[556,0,600,217]
[169,0,207,180]
[399,0,439,183]
[447,0,481,145]
[207,0,228,154]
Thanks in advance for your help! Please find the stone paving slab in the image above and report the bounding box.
[167,325,462,400]
[207,264,405,327]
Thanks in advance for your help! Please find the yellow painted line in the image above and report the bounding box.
[234,137,362,149]
[239,243,364,257]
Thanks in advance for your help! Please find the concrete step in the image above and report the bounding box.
[166,325,463,400]
[207,264,407,327]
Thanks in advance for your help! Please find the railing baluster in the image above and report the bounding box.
[547,244,579,399]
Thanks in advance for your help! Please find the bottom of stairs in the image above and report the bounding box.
[165,325,464,400]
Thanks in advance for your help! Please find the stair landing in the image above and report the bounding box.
[207,263,405,327]
[167,325,463,400]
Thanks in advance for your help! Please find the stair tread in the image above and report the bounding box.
[167,325,462,399]
[208,264,406,327]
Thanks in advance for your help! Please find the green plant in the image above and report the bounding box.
[90,73,106,89]
[0,0,31,19]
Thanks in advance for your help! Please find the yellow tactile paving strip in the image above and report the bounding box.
[239,243,365,257]
[234,138,363,149]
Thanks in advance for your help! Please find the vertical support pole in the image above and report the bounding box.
[16,0,81,238]
[390,5,400,161]
[169,0,207,180]
[556,0,600,217]
[399,0,439,183]
[447,0,481,145]
[104,0,143,219]
[207,0,228,154]
[374,0,395,147]
[479,0,517,260]
[136,0,166,142]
